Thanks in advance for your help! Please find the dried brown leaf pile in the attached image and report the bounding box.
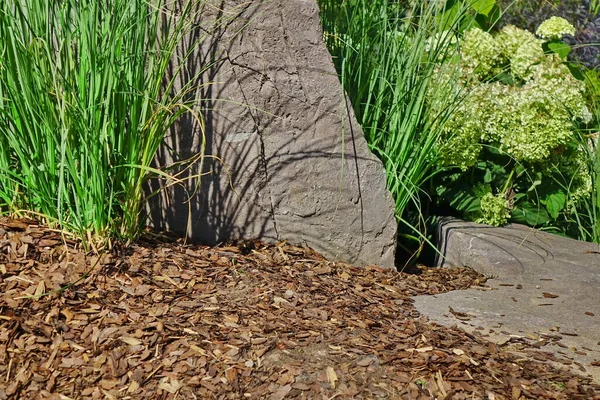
[0,218,599,399]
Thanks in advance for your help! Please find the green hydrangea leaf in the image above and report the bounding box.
[546,41,571,60]
[527,179,542,193]
[439,184,483,213]
[511,203,551,226]
[567,63,586,81]
[496,71,514,85]
[484,168,493,183]
[438,0,464,30]
[486,146,504,156]
[471,0,496,16]
[451,192,481,213]
[486,5,502,26]
[545,191,566,220]
[515,164,527,177]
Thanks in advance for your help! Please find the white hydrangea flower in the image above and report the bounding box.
[579,105,593,124]
[509,39,545,80]
[476,193,511,226]
[425,30,458,53]
[536,16,576,40]
[460,28,502,80]
[497,25,538,58]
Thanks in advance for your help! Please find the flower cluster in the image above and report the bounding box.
[508,38,545,80]
[434,21,590,169]
[425,30,458,53]
[496,25,537,58]
[429,17,595,231]
[536,16,576,40]
[476,193,511,226]
[460,28,502,80]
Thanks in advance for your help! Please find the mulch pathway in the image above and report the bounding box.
[1,218,599,399]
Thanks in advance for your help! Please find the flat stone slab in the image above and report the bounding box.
[413,218,600,383]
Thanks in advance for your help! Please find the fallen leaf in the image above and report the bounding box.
[512,386,521,399]
[270,384,292,400]
[120,337,142,346]
[100,379,120,390]
[158,378,182,394]
[190,345,206,355]
[34,280,45,297]
[127,381,140,394]
[60,309,74,323]
[542,292,559,299]
[292,382,311,391]
[326,366,338,389]
[449,307,473,321]
[415,347,433,353]
[339,271,351,281]
[314,265,332,275]
[356,356,374,366]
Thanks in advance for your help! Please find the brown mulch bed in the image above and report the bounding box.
[1,219,599,399]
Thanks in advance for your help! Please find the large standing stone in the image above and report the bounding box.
[147,0,397,268]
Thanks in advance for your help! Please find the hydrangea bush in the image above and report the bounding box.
[495,0,600,69]
[430,17,597,235]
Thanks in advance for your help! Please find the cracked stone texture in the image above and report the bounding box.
[146,0,397,268]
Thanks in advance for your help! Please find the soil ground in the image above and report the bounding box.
[1,218,599,399]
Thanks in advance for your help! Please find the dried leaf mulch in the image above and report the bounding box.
[0,218,599,399]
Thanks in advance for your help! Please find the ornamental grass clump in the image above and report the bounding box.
[318,0,476,255]
[0,0,207,246]
[432,17,599,239]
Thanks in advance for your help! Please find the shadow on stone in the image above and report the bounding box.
[145,0,397,268]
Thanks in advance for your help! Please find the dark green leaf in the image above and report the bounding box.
[471,0,496,16]
[437,181,484,213]
[547,42,571,60]
[545,191,566,220]
[497,71,514,85]
[484,168,493,183]
[511,203,551,226]
[486,4,502,26]
[443,0,459,12]
[449,191,482,213]
[438,1,461,30]
[566,63,586,81]
[515,163,527,177]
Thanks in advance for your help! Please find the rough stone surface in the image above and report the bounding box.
[414,217,600,383]
[434,217,600,276]
[147,0,397,268]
